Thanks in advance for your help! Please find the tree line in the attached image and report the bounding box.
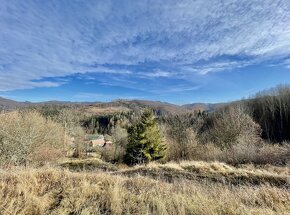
[244,85,290,142]
[1,85,290,167]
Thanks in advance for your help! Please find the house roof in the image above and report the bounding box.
[91,139,105,146]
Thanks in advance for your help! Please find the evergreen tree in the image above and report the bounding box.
[125,109,166,165]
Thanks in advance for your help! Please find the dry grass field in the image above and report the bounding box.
[1,160,290,215]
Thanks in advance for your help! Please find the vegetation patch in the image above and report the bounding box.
[59,158,118,172]
[1,167,290,215]
[116,161,290,187]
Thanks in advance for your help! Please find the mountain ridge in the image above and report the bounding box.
[0,96,220,113]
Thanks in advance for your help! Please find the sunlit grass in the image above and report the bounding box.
[1,161,290,215]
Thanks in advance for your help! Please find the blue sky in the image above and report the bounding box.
[0,0,290,104]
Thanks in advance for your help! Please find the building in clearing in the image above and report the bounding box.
[87,134,113,148]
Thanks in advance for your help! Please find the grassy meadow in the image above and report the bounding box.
[1,159,290,215]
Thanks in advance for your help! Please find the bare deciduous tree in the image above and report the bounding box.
[0,111,66,165]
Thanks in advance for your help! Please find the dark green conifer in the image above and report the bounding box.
[125,109,166,165]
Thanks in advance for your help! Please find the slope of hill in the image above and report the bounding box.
[93,99,191,115]
[0,96,220,114]
[182,102,225,112]
[0,97,31,109]
[0,97,96,110]
[1,161,289,215]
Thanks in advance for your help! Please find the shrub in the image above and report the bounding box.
[30,145,66,165]
[163,114,200,161]
[165,128,198,161]
[185,142,290,165]
[202,106,262,149]
[110,124,128,162]
[0,111,66,166]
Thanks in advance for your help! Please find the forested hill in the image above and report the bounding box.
[3,85,290,142]
[0,97,216,114]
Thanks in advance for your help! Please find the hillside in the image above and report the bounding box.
[0,97,31,109]
[0,96,216,114]
[1,161,290,215]
[93,99,191,115]
[182,103,224,111]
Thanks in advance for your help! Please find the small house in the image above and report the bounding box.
[87,134,113,148]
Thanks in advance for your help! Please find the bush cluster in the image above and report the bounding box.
[0,111,65,165]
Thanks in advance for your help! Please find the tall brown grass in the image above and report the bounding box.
[118,160,290,187]
[1,162,290,215]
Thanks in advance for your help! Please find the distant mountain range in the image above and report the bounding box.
[0,97,95,109]
[0,96,222,114]
[0,97,31,109]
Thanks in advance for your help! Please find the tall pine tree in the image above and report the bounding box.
[125,109,166,165]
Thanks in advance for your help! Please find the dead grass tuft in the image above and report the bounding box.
[59,158,118,172]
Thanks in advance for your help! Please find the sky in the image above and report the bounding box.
[0,0,290,104]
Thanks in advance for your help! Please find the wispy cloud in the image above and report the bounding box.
[283,59,290,68]
[137,70,174,78]
[150,85,201,94]
[0,0,290,91]
[74,92,143,101]
[74,92,104,99]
